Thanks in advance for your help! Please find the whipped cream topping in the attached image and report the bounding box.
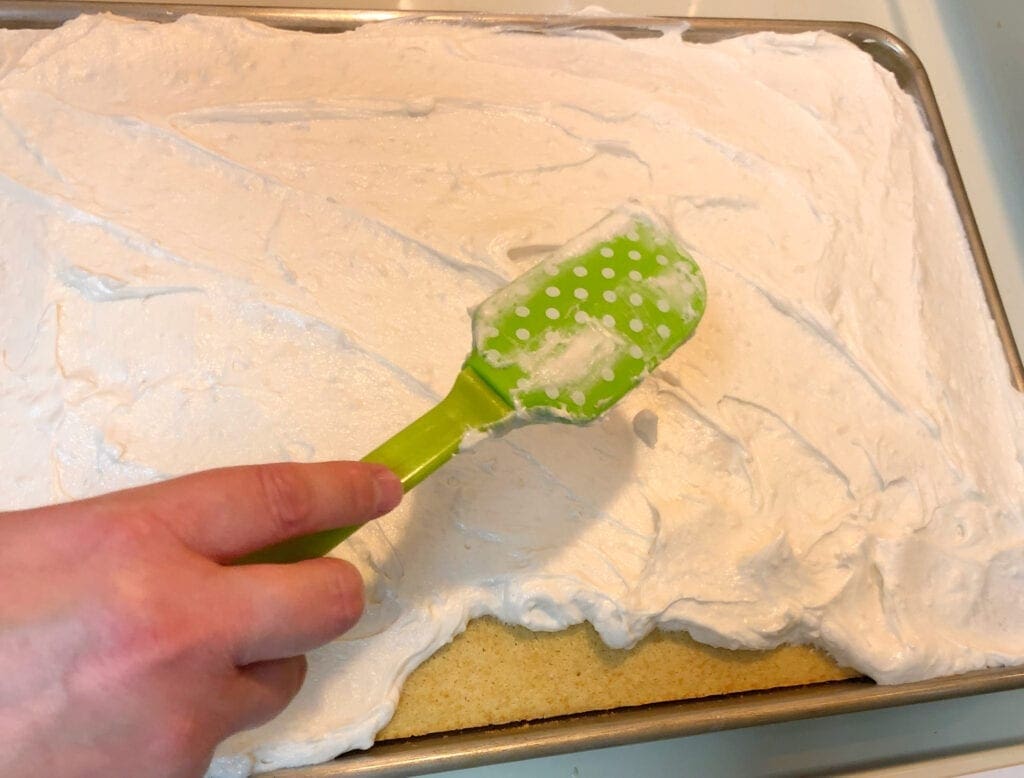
[1,14,1022,776]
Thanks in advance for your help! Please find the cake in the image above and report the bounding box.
[376,617,856,741]
[1,12,1021,777]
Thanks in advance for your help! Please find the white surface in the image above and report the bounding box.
[847,743,1024,777]
[47,0,1024,775]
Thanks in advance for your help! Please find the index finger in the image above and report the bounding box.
[99,461,402,562]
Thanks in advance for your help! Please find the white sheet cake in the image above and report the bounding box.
[1,13,1022,775]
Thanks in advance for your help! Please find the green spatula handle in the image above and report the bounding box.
[236,366,513,564]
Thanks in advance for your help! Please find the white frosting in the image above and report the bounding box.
[1,14,1022,776]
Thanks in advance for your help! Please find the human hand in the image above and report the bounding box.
[0,461,402,778]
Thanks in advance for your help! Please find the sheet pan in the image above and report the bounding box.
[2,4,1021,775]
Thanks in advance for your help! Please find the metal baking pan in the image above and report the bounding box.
[2,4,1022,776]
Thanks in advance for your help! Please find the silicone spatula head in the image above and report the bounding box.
[465,217,706,422]
[237,216,706,565]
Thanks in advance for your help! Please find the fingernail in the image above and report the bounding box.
[373,467,403,514]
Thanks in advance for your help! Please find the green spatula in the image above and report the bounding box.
[240,217,705,564]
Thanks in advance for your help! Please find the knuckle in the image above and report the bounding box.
[256,463,314,536]
[97,515,149,556]
[92,569,213,677]
[71,507,153,559]
[100,593,178,665]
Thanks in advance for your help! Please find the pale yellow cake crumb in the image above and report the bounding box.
[379,617,857,740]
